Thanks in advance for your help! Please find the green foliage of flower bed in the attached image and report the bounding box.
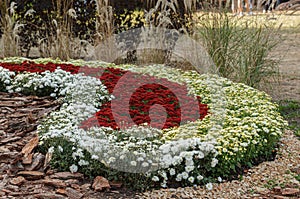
[0,57,287,190]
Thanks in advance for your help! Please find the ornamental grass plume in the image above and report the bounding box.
[0,1,22,58]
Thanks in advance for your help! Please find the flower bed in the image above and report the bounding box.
[0,57,287,189]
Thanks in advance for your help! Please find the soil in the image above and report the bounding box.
[268,13,300,102]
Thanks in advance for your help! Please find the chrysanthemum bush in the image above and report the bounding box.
[0,57,287,190]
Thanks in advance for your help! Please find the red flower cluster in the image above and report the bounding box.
[1,61,209,130]
[81,67,209,130]
[0,61,80,74]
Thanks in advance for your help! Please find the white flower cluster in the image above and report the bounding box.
[80,126,163,173]
[151,138,218,187]
[5,68,112,106]
[0,67,15,91]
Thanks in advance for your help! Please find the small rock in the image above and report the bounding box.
[18,171,44,180]
[92,176,110,192]
[65,187,83,199]
[50,172,83,180]
[21,136,39,155]
[281,188,300,196]
[10,176,26,186]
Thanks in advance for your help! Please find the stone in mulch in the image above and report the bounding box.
[92,176,111,192]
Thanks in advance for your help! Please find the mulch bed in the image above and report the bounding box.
[0,92,138,198]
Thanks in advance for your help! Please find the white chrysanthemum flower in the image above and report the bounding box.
[252,140,258,145]
[211,158,218,167]
[176,174,182,181]
[169,168,176,176]
[58,146,63,152]
[152,176,159,182]
[188,176,195,183]
[69,164,78,173]
[181,172,189,179]
[142,162,149,167]
[48,146,54,153]
[78,159,89,166]
[197,175,204,181]
[137,157,144,162]
[240,142,248,147]
[130,161,137,166]
[91,155,99,160]
[108,157,116,164]
[206,182,213,190]
[185,165,195,173]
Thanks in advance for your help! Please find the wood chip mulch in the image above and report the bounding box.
[0,92,299,199]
